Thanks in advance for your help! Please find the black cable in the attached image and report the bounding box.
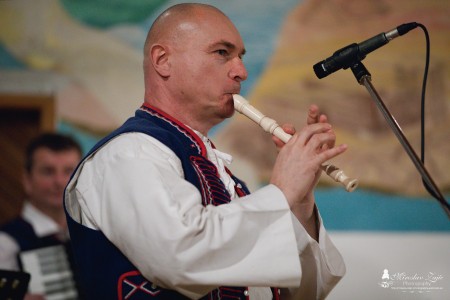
[417,23,429,165]
[417,24,450,212]
[416,23,435,197]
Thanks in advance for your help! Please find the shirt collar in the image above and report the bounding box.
[192,130,233,166]
[22,202,62,238]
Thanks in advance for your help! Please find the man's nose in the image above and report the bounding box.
[229,57,248,82]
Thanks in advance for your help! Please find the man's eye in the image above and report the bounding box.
[40,167,55,176]
[216,49,228,56]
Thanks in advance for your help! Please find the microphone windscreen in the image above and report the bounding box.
[313,61,327,79]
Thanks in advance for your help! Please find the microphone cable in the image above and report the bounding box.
[417,23,450,210]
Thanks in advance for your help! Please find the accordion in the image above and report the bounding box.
[19,243,80,300]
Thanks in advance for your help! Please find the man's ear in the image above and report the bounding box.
[150,44,170,77]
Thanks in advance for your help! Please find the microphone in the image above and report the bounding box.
[313,22,419,79]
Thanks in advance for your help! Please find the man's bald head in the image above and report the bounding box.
[143,3,227,57]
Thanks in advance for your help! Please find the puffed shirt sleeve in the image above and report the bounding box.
[66,132,345,299]
[283,214,346,299]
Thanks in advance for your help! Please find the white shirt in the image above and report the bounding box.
[65,132,345,299]
[0,202,65,270]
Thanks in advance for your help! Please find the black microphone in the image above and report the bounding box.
[313,22,419,79]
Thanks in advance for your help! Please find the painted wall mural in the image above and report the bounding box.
[218,0,450,196]
[1,1,449,299]
[1,0,449,222]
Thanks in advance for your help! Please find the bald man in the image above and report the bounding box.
[64,3,346,299]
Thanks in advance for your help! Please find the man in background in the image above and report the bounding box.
[0,133,82,299]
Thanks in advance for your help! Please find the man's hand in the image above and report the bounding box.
[270,105,347,240]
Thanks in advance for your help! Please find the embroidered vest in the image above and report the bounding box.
[65,104,276,299]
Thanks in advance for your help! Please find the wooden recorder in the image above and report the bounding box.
[233,94,358,192]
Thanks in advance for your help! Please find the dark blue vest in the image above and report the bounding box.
[65,104,270,300]
[0,217,62,253]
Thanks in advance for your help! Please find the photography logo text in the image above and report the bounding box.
[379,269,444,293]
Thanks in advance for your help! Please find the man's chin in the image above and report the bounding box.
[224,99,236,117]
[48,198,65,209]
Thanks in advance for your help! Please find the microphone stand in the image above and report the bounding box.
[350,62,450,219]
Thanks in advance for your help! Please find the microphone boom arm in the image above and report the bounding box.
[350,62,450,219]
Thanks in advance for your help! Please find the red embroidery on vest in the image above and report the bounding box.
[190,156,231,206]
[118,271,160,299]
[139,104,206,156]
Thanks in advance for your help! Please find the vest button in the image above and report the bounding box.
[243,289,249,296]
